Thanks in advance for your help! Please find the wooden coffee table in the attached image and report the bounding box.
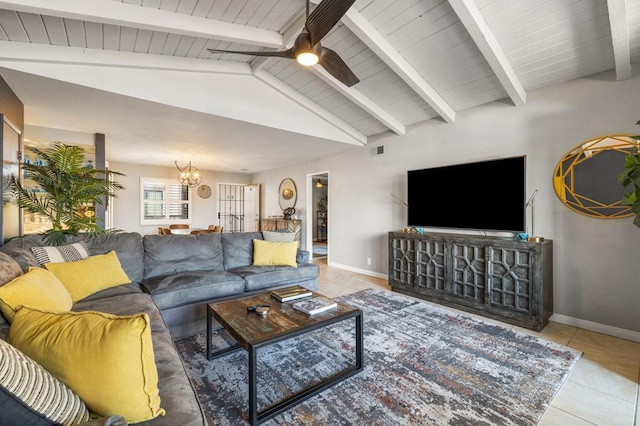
[206,291,363,425]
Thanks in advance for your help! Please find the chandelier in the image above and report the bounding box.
[175,161,202,187]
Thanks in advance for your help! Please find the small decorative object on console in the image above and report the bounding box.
[270,285,312,302]
[293,297,337,315]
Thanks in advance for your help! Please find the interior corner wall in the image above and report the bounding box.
[109,161,250,235]
[251,70,640,334]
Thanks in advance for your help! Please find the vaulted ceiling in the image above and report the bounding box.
[0,0,638,173]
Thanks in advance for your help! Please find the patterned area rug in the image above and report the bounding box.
[175,289,581,425]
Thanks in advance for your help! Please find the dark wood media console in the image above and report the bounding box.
[388,231,553,331]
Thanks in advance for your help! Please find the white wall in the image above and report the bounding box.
[109,161,251,235]
[251,70,640,336]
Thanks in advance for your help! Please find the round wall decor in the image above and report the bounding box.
[197,184,212,199]
[278,178,297,211]
[553,135,638,218]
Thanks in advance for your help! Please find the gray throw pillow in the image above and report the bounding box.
[0,252,23,286]
[262,231,296,242]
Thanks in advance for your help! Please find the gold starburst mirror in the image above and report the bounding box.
[553,135,639,218]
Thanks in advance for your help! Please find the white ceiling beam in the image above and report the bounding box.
[607,0,632,81]
[0,0,282,48]
[310,67,404,135]
[0,41,250,74]
[447,0,526,107]
[254,70,367,146]
[335,6,456,124]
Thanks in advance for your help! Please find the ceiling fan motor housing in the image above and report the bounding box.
[294,31,322,66]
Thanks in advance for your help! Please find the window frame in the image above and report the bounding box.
[140,177,192,225]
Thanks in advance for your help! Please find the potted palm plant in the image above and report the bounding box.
[11,142,125,245]
[618,120,640,228]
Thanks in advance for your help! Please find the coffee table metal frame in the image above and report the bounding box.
[206,294,363,425]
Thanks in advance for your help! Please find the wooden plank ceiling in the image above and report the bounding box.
[0,0,637,147]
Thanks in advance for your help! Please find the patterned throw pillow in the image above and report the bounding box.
[0,339,90,425]
[31,242,90,267]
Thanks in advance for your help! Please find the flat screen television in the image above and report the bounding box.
[407,156,526,232]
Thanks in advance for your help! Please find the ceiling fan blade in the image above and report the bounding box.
[318,47,359,87]
[207,47,295,59]
[306,0,356,47]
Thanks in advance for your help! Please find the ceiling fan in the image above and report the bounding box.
[207,0,359,87]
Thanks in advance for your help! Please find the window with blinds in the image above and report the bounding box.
[140,178,191,225]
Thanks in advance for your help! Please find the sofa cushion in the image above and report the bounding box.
[0,252,23,286]
[136,332,207,426]
[143,233,223,279]
[141,270,245,310]
[222,232,263,269]
[44,251,130,303]
[73,291,169,334]
[78,233,145,283]
[0,339,90,426]
[31,242,90,267]
[0,233,145,283]
[75,282,145,302]
[229,263,320,292]
[9,308,165,424]
[0,267,72,323]
[0,235,44,271]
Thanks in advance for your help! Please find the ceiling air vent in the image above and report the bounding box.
[370,145,384,157]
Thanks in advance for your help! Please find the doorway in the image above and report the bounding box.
[307,172,328,260]
[217,183,260,232]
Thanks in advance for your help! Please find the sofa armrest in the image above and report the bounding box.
[296,249,311,264]
[81,415,128,426]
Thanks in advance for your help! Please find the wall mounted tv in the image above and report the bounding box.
[407,156,526,233]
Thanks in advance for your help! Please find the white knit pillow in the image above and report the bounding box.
[31,242,90,267]
[0,339,90,425]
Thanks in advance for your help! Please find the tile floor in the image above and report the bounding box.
[313,258,640,426]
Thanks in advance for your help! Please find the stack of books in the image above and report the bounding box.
[270,285,312,302]
[292,297,337,315]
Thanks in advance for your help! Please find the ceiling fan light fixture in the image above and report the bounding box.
[297,52,319,66]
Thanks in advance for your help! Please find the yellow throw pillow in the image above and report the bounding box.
[252,239,298,268]
[9,307,165,424]
[0,267,72,323]
[44,251,130,302]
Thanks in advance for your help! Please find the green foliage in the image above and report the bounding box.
[11,143,125,245]
[618,120,640,229]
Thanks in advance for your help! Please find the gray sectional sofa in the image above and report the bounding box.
[0,231,319,425]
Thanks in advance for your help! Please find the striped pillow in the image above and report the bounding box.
[31,242,90,267]
[0,339,90,425]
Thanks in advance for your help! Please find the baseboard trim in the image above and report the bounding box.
[323,263,640,343]
[550,313,640,343]
[327,261,388,280]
